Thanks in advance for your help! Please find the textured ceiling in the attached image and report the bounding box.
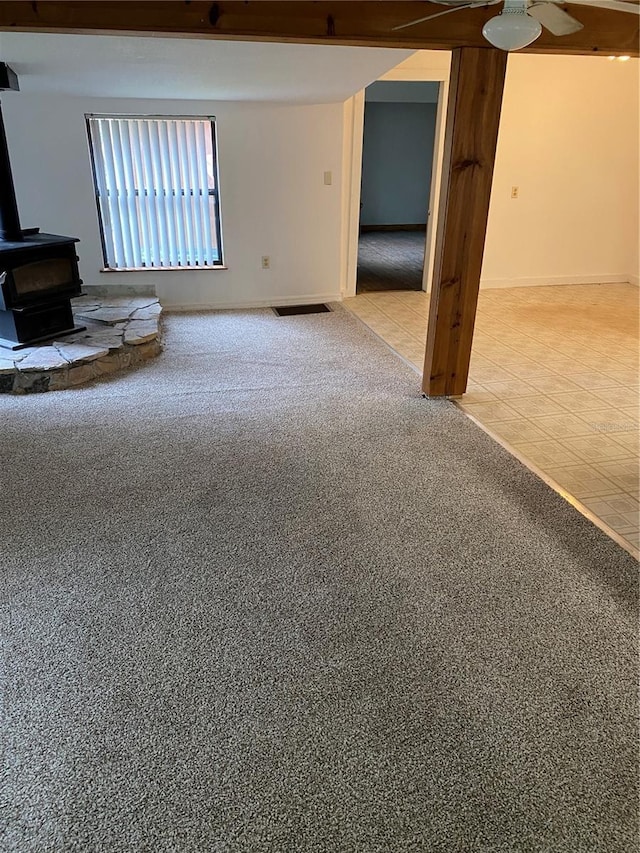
[0,32,414,103]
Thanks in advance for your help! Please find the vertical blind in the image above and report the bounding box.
[87,116,222,269]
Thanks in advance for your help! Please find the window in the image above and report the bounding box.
[86,115,223,270]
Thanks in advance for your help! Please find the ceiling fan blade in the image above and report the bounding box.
[392,1,498,31]
[528,2,584,34]
[561,0,640,12]
[392,4,478,30]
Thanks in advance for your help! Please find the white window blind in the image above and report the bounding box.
[87,116,223,269]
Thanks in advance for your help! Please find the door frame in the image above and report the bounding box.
[341,59,451,299]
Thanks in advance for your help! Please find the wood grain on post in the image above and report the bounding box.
[422,47,508,398]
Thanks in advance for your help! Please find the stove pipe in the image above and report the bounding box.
[0,101,22,242]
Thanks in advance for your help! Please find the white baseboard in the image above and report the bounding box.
[479,274,633,289]
[163,293,343,312]
[628,274,640,287]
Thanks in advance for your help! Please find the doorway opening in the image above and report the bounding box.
[356,81,440,294]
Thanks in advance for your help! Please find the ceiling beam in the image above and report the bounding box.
[0,1,637,57]
[422,46,507,397]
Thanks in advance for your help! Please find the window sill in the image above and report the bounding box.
[100,265,227,273]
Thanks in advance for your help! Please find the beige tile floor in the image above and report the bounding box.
[343,283,639,557]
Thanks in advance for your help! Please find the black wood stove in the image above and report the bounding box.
[0,80,84,350]
[0,232,85,350]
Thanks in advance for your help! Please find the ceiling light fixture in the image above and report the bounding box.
[482,0,543,50]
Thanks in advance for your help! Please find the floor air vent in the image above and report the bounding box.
[273,304,331,317]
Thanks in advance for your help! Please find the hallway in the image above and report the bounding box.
[356,231,426,293]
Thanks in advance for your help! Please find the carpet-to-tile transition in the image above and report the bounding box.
[1,307,637,852]
[344,284,639,554]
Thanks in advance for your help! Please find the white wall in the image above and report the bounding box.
[2,94,344,309]
[4,51,638,313]
[378,51,451,81]
[347,50,639,292]
[483,54,639,288]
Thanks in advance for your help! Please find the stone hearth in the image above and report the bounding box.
[0,296,162,393]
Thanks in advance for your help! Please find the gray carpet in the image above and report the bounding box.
[357,231,426,292]
[1,306,637,853]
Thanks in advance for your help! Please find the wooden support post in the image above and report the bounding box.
[422,47,508,398]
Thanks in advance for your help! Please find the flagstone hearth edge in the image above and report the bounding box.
[0,297,162,394]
